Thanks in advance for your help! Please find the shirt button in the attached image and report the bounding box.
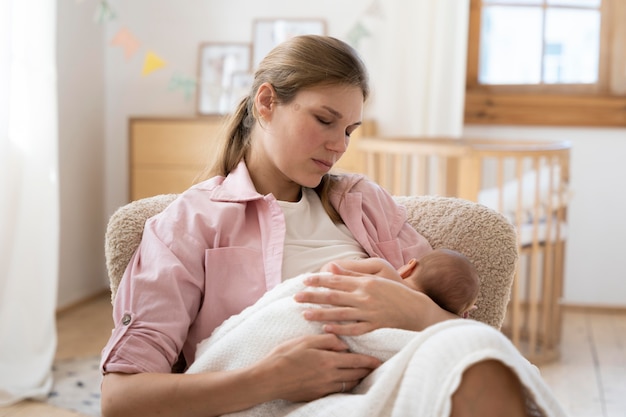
[122,314,131,326]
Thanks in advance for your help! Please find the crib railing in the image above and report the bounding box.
[355,136,571,364]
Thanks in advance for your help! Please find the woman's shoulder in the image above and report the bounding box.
[172,168,261,207]
[163,176,225,210]
[330,172,404,222]
[187,174,227,193]
[333,172,393,200]
[148,174,246,226]
[334,172,376,192]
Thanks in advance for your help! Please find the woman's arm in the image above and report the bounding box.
[101,333,380,417]
[294,265,457,335]
[101,370,263,417]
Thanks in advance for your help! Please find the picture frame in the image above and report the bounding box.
[252,18,327,69]
[227,70,254,110]
[197,43,252,115]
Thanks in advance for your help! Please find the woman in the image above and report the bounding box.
[101,35,551,417]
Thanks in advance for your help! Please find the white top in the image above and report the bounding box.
[278,188,368,280]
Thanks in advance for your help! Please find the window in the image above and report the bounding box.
[465,0,626,126]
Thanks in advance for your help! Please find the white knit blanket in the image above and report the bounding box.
[187,274,566,417]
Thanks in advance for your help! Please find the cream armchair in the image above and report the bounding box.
[105,194,517,329]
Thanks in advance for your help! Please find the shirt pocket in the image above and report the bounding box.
[203,247,266,332]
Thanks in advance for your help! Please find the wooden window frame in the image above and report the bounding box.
[465,0,626,127]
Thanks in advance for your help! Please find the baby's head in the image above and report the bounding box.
[319,251,479,318]
[407,249,479,318]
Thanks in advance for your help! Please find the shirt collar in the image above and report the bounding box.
[209,161,368,205]
[210,160,266,203]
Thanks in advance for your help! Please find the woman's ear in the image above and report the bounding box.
[255,82,275,121]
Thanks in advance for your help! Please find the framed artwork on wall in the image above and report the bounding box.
[197,43,252,115]
[252,18,326,69]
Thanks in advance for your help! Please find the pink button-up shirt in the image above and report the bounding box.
[101,162,431,374]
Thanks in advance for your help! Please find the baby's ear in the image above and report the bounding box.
[462,305,478,319]
[397,258,417,278]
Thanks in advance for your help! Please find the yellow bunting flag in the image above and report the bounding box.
[111,28,140,60]
[142,51,167,76]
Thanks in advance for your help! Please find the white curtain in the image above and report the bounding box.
[0,0,59,406]
[360,0,470,136]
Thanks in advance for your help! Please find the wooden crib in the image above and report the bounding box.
[347,136,571,364]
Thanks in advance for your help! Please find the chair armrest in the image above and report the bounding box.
[105,194,517,329]
[105,194,178,302]
[395,195,518,329]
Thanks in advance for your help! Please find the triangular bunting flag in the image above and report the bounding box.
[169,73,197,101]
[346,21,371,49]
[94,1,116,24]
[111,28,140,60]
[365,0,384,20]
[142,51,167,76]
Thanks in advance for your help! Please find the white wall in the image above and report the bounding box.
[56,0,106,308]
[464,125,626,307]
[55,0,368,308]
[102,0,367,219]
[55,0,625,308]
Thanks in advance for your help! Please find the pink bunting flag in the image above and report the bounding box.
[111,28,140,60]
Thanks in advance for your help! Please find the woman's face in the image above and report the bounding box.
[248,83,364,201]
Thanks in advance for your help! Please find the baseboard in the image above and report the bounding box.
[56,289,110,316]
[561,302,626,314]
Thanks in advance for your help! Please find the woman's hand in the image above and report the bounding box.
[294,263,455,335]
[253,333,381,402]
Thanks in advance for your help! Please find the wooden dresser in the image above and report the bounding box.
[129,117,373,201]
[129,117,226,201]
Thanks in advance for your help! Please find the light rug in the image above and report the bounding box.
[46,355,102,416]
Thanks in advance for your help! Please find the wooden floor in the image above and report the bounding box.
[537,309,626,417]
[0,294,113,417]
[2,293,625,417]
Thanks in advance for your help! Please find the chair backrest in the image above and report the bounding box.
[105,194,517,329]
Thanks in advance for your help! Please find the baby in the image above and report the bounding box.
[187,248,481,382]
[324,248,479,318]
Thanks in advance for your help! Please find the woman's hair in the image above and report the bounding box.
[196,35,369,221]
